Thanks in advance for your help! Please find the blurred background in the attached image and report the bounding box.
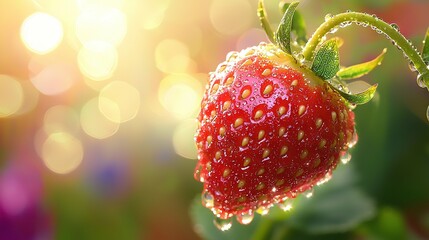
[0,0,428,239]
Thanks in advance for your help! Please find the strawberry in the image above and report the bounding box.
[194,43,356,223]
[194,0,429,228]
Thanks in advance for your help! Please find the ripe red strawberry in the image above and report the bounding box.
[194,43,356,223]
[194,0,429,229]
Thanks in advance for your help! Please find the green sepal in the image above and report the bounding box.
[422,27,429,64]
[337,48,387,80]
[279,2,307,44]
[311,38,341,80]
[275,1,299,54]
[257,0,275,43]
[334,83,378,105]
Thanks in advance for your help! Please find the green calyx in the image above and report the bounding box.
[257,0,429,107]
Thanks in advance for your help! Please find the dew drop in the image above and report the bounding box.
[417,73,426,88]
[214,217,232,231]
[278,198,293,211]
[348,131,358,148]
[236,212,254,225]
[317,173,332,186]
[202,191,214,208]
[304,189,314,198]
[256,206,269,215]
[341,152,352,164]
[324,13,334,21]
[390,23,400,31]
[296,53,305,63]
[409,62,417,72]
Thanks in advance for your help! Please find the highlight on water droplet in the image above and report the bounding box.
[348,131,358,148]
[256,206,269,215]
[304,189,314,198]
[236,211,254,225]
[278,198,293,211]
[20,12,63,54]
[213,217,232,231]
[341,152,352,164]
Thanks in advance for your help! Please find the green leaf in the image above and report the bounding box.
[337,49,387,80]
[422,27,429,64]
[279,2,308,45]
[311,38,341,80]
[288,166,376,234]
[190,196,261,240]
[257,0,275,43]
[334,83,378,105]
[275,1,299,54]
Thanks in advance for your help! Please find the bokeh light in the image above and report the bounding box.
[30,63,77,95]
[43,105,80,135]
[80,97,120,139]
[158,74,203,119]
[20,12,63,54]
[76,6,127,46]
[12,80,40,117]
[78,41,118,81]
[155,39,193,73]
[98,81,140,123]
[0,75,24,118]
[172,119,198,160]
[42,132,84,174]
[138,0,170,30]
[209,0,253,36]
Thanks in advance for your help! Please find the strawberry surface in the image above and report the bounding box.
[194,43,356,221]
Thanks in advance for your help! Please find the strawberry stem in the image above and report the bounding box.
[302,12,429,89]
[257,0,275,43]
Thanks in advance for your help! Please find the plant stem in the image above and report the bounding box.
[257,0,275,43]
[302,12,429,88]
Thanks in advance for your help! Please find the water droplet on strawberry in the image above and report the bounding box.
[256,206,270,215]
[213,217,232,231]
[202,191,214,208]
[304,189,314,198]
[348,131,358,148]
[278,198,293,211]
[236,211,254,224]
[340,152,352,164]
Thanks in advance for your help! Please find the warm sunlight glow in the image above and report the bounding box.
[78,41,118,81]
[20,12,63,54]
[76,6,127,46]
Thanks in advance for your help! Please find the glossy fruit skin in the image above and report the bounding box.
[194,43,356,220]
